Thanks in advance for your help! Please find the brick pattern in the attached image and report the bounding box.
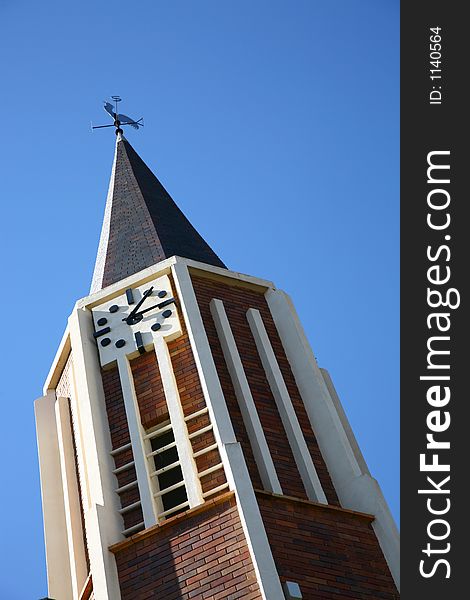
[192,275,339,503]
[131,350,168,429]
[56,352,73,398]
[93,139,167,292]
[102,367,144,532]
[257,492,399,600]
[112,493,262,600]
[167,316,227,497]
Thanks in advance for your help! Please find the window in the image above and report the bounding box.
[147,422,189,519]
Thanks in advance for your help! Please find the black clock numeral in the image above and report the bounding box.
[115,339,126,348]
[162,309,172,319]
[109,305,119,313]
[135,331,145,355]
[158,290,167,298]
[101,338,111,347]
[126,288,135,305]
[151,323,161,332]
[94,327,111,339]
[97,317,108,326]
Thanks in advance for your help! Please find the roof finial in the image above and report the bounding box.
[91,96,144,135]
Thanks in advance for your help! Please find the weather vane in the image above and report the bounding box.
[91,96,144,134]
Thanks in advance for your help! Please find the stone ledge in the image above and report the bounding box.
[255,489,375,522]
[109,491,235,553]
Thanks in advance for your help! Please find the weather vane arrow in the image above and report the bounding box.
[91,96,144,134]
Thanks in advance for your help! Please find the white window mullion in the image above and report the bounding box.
[210,298,282,494]
[116,355,158,527]
[152,334,203,508]
[55,396,89,599]
[246,308,327,504]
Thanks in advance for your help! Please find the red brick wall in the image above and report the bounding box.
[191,274,339,504]
[102,367,143,531]
[131,350,168,429]
[102,367,131,451]
[257,491,399,599]
[111,493,262,600]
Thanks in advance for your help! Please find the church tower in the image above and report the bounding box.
[35,131,399,600]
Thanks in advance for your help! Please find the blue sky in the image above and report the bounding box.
[0,1,398,596]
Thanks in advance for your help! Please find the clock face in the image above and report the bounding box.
[91,274,182,367]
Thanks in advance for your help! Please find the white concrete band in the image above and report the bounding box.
[171,262,237,448]
[35,390,74,600]
[69,307,123,599]
[152,334,203,509]
[55,396,88,599]
[224,442,286,600]
[171,261,285,600]
[210,298,282,494]
[320,368,370,476]
[246,308,327,505]
[116,355,158,527]
[265,288,400,589]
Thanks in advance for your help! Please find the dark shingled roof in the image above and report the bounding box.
[91,135,226,292]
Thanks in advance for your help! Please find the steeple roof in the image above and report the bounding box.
[90,133,226,293]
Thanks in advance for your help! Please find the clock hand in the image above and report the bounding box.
[123,286,154,323]
[129,297,175,318]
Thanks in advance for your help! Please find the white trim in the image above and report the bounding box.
[153,334,203,508]
[320,368,370,476]
[188,424,213,439]
[152,460,181,477]
[154,480,186,497]
[184,406,209,421]
[144,422,173,440]
[118,500,142,515]
[193,442,218,458]
[147,441,177,457]
[43,326,70,395]
[171,262,237,447]
[171,261,285,600]
[80,257,176,310]
[116,354,158,528]
[246,308,327,505]
[35,391,74,600]
[115,481,138,494]
[202,483,230,498]
[181,256,274,289]
[265,288,400,589]
[198,462,224,478]
[69,307,123,600]
[159,501,190,518]
[210,298,282,494]
[110,442,132,456]
[78,255,273,313]
[122,521,145,537]
[112,460,135,475]
[55,396,88,599]
[225,443,286,600]
[90,138,118,294]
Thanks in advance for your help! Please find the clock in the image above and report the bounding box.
[91,274,182,367]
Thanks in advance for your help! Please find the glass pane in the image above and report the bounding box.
[162,486,188,513]
[159,465,184,491]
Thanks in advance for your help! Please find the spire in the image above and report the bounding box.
[91,133,226,293]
